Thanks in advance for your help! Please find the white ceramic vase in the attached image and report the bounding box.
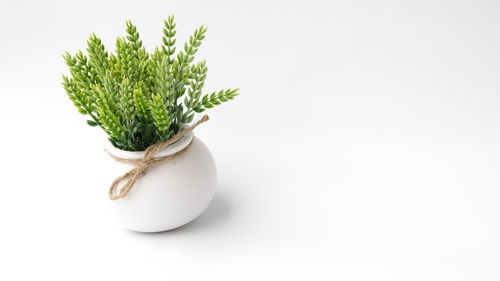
[104,131,217,232]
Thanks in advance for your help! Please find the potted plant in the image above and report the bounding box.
[62,15,239,232]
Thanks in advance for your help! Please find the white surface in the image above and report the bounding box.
[1,0,499,280]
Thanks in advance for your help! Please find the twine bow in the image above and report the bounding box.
[105,115,210,200]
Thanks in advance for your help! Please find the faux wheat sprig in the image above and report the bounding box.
[62,15,239,151]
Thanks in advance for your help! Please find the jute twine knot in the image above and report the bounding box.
[105,115,210,200]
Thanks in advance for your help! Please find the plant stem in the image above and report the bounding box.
[84,105,104,130]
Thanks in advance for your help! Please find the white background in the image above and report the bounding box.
[1,0,499,280]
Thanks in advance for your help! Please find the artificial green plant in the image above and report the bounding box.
[62,15,239,151]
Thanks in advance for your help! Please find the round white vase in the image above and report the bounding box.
[104,132,217,232]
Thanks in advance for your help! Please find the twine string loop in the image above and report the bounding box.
[105,115,209,200]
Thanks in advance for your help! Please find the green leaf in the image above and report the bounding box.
[86,120,98,127]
